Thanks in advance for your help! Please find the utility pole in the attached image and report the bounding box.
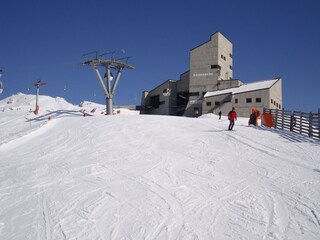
[81,51,134,115]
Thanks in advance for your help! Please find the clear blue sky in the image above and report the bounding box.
[1,0,319,112]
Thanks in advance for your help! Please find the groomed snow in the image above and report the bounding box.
[0,93,320,240]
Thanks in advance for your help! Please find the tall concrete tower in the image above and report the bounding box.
[185,32,234,116]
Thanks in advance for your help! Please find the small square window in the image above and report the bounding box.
[256,98,261,103]
[206,102,211,106]
[246,98,252,103]
[215,102,220,106]
[235,98,238,104]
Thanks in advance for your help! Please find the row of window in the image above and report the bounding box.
[206,98,281,109]
[221,53,233,60]
[271,99,281,109]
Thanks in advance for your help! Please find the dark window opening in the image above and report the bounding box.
[235,98,238,104]
[215,101,220,106]
[211,65,221,70]
[189,92,199,97]
[150,95,160,109]
[246,98,252,103]
[256,98,261,103]
[177,92,189,106]
[206,102,211,106]
[159,101,165,105]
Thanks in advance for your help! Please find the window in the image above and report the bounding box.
[229,65,232,70]
[159,101,165,105]
[235,98,238,104]
[215,101,220,106]
[229,53,233,58]
[256,98,261,103]
[189,92,199,97]
[206,102,211,106]
[271,99,273,104]
[279,104,281,109]
[246,98,252,103]
[150,95,160,108]
[177,92,189,106]
[211,65,221,70]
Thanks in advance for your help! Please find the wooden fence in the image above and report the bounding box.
[263,108,320,139]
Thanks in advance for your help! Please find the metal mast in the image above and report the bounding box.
[81,51,134,115]
[33,79,46,115]
[0,69,3,94]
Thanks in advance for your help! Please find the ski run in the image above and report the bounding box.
[0,93,320,240]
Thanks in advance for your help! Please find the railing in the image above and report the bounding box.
[263,108,320,139]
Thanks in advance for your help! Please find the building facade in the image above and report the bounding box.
[140,32,282,117]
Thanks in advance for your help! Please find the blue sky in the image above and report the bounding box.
[0,0,319,112]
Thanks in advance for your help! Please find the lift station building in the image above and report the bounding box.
[140,32,282,118]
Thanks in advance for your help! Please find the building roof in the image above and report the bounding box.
[204,78,281,98]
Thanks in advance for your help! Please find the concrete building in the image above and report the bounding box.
[140,32,282,117]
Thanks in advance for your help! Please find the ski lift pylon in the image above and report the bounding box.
[0,69,3,94]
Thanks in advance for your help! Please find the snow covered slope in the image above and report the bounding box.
[0,94,320,240]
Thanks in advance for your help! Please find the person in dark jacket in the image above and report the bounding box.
[248,112,257,126]
[228,107,237,130]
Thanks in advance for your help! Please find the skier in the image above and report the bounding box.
[248,112,257,126]
[228,107,237,130]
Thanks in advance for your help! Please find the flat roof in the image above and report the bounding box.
[204,78,280,98]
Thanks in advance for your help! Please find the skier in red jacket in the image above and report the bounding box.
[228,107,237,130]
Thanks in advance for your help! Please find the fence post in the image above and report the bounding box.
[318,108,320,139]
[290,114,294,132]
[300,112,303,134]
[281,109,284,130]
[275,108,278,129]
[309,112,313,137]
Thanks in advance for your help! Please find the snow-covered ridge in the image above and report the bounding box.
[0,93,319,239]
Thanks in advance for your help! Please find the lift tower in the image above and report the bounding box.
[0,69,3,94]
[81,52,134,115]
[33,79,46,115]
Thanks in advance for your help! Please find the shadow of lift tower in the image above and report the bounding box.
[81,51,134,115]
